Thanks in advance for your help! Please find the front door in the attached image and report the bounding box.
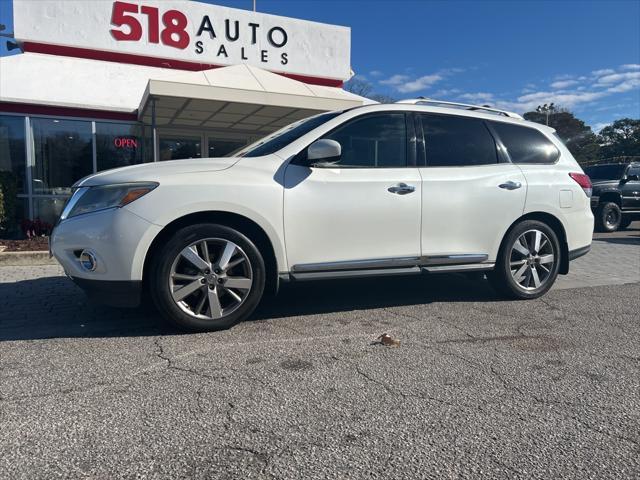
[417,113,527,261]
[283,112,422,270]
[621,164,640,210]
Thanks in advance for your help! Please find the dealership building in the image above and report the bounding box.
[0,0,368,224]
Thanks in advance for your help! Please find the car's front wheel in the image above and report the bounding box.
[150,224,265,331]
[488,220,561,299]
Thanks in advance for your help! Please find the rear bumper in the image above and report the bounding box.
[568,244,591,261]
[70,276,142,308]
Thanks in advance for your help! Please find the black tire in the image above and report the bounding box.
[488,220,561,300]
[619,217,633,230]
[595,201,622,232]
[150,224,265,332]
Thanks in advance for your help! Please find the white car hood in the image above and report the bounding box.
[75,157,240,187]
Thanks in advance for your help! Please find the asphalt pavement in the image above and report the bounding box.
[0,225,639,479]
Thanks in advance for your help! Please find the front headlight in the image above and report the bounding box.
[59,182,158,220]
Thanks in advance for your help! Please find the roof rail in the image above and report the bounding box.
[396,98,523,119]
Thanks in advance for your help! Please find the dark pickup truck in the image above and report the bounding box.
[584,162,640,232]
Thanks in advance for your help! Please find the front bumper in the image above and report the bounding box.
[50,207,161,283]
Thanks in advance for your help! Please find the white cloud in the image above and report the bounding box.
[379,74,410,86]
[592,68,615,76]
[431,88,461,98]
[595,71,640,85]
[458,92,495,103]
[379,68,464,94]
[620,64,640,71]
[550,79,579,89]
[396,74,443,93]
[606,78,640,93]
[369,70,383,77]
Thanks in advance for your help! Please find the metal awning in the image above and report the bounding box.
[138,64,368,135]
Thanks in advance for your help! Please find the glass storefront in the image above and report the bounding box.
[96,122,143,171]
[31,118,93,195]
[208,138,246,157]
[0,114,146,226]
[0,112,253,228]
[0,115,27,194]
[159,135,202,161]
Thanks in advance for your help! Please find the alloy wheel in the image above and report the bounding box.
[605,208,620,229]
[509,229,555,291]
[168,238,253,320]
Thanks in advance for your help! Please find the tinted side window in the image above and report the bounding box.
[627,165,640,178]
[420,114,497,167]
[492,122,559,164]
[323,113,407,167]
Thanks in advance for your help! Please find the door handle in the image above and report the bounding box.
[388,183,416,195]
[499,181,522,190]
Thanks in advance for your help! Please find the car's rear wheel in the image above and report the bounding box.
[595,201,622,232]
[488,220,560,299]
[150,224,265,331]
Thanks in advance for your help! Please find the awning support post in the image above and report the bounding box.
[151,96,158,162]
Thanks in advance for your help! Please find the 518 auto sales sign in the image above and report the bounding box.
[13,0,351,82]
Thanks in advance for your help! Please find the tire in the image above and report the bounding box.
[150,224,265,332]
[488,220,561,300]
[619,217,633,230]
[595,201,622,232]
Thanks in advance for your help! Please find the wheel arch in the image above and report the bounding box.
[597,191,622,206]
[500,211,570,275]
[142,211,281,296]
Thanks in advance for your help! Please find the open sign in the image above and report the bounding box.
[114,137,138,148]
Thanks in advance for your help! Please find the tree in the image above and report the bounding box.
[344,78,373,97]
[343,77,397,103]
[597,118,640,159]
[524,106,600,165]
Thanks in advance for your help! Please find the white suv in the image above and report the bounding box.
[51,99,594,331]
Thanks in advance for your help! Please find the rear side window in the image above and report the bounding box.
[419,114,498,167]
[491,122,559,164]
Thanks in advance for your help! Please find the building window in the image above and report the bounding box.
[0,115,27,194]
[160,135,202,160]
[31,118,93,195]
[96,122,143,171]
[208,138,247,157]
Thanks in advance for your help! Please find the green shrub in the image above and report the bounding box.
[0,171,18,233]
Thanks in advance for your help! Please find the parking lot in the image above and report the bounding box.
[1,225,639,479]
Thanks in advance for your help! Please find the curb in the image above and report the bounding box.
[0,251,59,267]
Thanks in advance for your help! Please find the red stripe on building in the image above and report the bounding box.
[22,42,344,88]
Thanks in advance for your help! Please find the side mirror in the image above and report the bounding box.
[306,139,341,166]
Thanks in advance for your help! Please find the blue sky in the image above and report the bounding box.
[1,0,639,131]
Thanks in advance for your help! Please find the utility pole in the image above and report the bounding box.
[253,0,256,11]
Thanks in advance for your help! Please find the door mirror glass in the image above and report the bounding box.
[307,139,342,165]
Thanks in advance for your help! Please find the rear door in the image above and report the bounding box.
[417,113,527,262]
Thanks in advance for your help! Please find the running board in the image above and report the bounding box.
[290,267,421,281]
[292,254,488,273]
[422,263,494,273]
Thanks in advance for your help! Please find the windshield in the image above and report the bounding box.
[583,164,626,180]
[231,111,342,158]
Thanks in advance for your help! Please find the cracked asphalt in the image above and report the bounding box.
[1,226,639,479]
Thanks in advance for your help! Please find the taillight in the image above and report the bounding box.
[569,172,592,197]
